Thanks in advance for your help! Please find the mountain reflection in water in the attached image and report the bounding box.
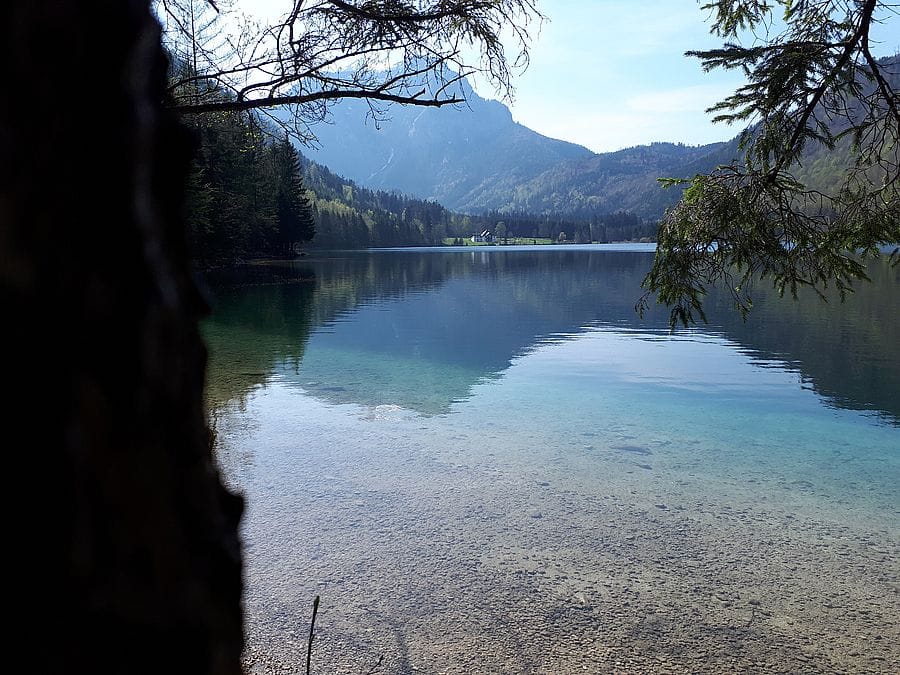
[202,246,900,425]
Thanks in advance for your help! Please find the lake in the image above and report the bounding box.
[203,245,899,674]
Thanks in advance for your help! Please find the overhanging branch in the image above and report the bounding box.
[170,88,463,114]
[325,0,487,23]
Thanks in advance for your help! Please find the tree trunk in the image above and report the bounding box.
[2,2,243,673]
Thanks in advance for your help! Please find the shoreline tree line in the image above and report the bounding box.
[184,105,655,260]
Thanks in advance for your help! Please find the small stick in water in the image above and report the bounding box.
[306,595,320,675]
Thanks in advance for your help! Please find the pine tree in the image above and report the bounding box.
[272,136,316,254]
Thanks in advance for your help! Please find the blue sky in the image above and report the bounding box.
[486,0,899,152]
[241,0,899,153]
[483,0,750,152]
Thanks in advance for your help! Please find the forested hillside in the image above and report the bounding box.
[304,156,656,247]
[466,140,738,218]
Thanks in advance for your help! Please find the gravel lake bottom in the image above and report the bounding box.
[216,384,899,675]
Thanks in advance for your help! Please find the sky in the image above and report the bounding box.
[478,0,756,152]
[236,0,899,154]
[462,0,744,152]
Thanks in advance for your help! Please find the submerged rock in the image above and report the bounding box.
[613,444,653,456]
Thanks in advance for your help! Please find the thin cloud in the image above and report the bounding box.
[626,84,738,114]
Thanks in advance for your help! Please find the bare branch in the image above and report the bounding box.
[170,87,464,114]
[159,0,543,134]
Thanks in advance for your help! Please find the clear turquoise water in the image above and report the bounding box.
[205,246,899,673]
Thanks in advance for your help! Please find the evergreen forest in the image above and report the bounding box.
[182,110,654,261]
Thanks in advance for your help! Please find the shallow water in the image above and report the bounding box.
[204,246,899,673]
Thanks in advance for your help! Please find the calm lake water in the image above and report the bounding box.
[204,245,899,674]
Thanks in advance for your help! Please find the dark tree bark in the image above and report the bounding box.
[2,2,243,673]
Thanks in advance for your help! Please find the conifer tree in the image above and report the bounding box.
[643,0,899,326]
[273,136,316,254]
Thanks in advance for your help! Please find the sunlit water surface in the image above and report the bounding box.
[204,246,899,674]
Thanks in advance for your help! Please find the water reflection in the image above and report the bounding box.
[202,247,899,424]
[702,257,900,423]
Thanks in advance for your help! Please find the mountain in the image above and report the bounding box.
[464,140,738,219]
[298,74,739,218]
[299,76,595,210]
[298,55,898,220]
